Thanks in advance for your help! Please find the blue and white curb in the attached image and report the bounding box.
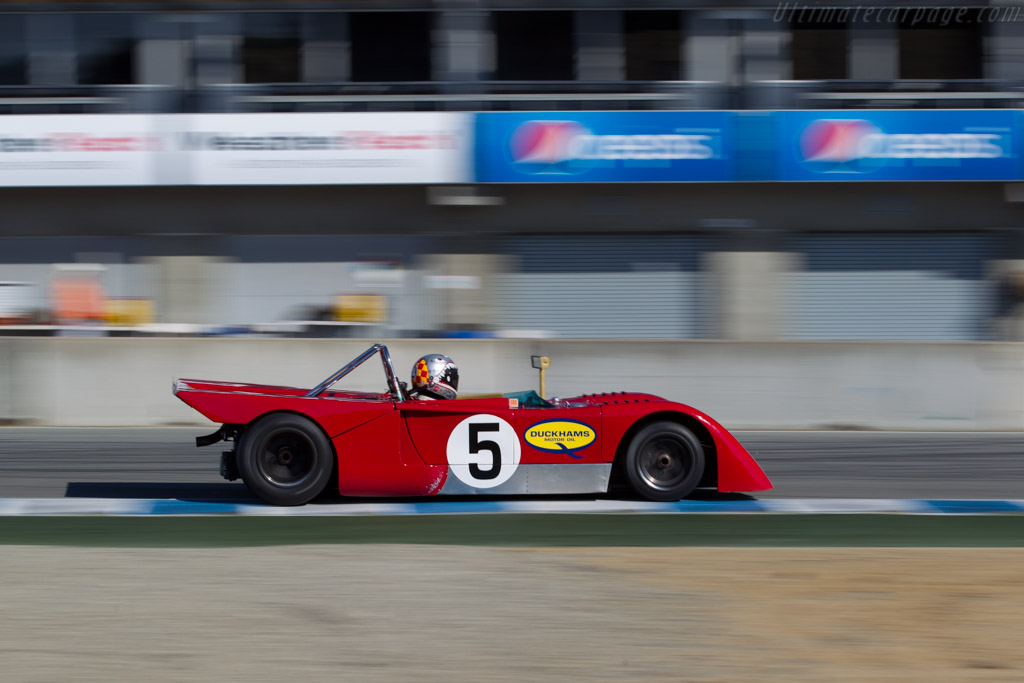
[0,498,1023,516]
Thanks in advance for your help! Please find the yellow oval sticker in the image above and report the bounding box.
[524,420,596,458]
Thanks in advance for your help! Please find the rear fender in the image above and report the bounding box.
[175,384,393,438]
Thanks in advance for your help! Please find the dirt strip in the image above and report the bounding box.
[0,546,1021,682]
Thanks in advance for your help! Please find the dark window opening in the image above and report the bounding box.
[0,15,26,85]
[624,11,681,81]
[76,13,135,85]
[899,11,983,79]
[791,19,848,80]
[494,11,574,81]
[350,12,432,82]
[242,13,302,83]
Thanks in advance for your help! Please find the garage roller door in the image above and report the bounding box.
[783,234,997,341]
[493,236,712,339]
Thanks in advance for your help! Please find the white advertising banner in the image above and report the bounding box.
[0,112,473,186]
[0,115,161,187]
[183,112,472,185]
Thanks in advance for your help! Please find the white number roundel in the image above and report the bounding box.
[445,414,521,489]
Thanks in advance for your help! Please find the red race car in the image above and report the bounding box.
[173,343,771,506]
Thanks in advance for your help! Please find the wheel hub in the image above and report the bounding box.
[257,431,317,487]
[638,437,692,491]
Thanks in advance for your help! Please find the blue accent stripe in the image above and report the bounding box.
[147,501,246,515]
[0,498,1023,516]
[923,500,1024,514]
[669,500,768,513]
[408,501,511,515]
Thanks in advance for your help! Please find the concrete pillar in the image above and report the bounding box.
[685,12,737,83]
[705,251,798,340]
[149,256,225,325]
[434,9,492,82]
[133,15,189,90]
[26,14,76,86]
[985,13,1024,80]
[575,11,624,81]
[421,254,510,332]
[194,15,242,86]
[849,17,898,79]
[136,40,188,88]
[990,259,1024,341]
[302,13,349,82]
[740,15,790,82]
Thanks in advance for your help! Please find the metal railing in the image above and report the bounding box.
[1,80,1023,114]
[200,80,729,112]
[748,79,1024,109]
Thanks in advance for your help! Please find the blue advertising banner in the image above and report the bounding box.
[474,111,733,182]
[776,110,1020,181]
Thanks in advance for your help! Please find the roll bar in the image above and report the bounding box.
[304,343,404,401]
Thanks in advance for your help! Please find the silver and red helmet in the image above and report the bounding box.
[411,354,459,400]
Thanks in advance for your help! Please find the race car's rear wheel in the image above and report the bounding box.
[237,413,334,506]
[625,421,705,502]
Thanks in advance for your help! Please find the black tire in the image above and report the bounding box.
[236,413,335,506]
[624,421,705,502]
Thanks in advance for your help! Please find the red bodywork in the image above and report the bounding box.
[174,377,771,497]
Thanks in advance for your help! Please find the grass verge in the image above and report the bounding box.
[0,513,1022,547]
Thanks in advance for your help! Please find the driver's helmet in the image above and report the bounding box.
[411,354,459,400]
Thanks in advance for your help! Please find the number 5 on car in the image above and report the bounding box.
[446,415,521,488]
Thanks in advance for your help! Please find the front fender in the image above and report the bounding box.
[690,411,772,493]
[602,400,772,493]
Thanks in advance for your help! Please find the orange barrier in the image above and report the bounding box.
[52,278,106,322]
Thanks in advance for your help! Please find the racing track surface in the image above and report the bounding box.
[0,427,1022,501]
[5,429,1022,683]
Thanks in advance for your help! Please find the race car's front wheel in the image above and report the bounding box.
[625,421,705,502]
[237,413,334,506]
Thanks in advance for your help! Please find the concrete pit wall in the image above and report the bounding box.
[0,337,1022,430]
